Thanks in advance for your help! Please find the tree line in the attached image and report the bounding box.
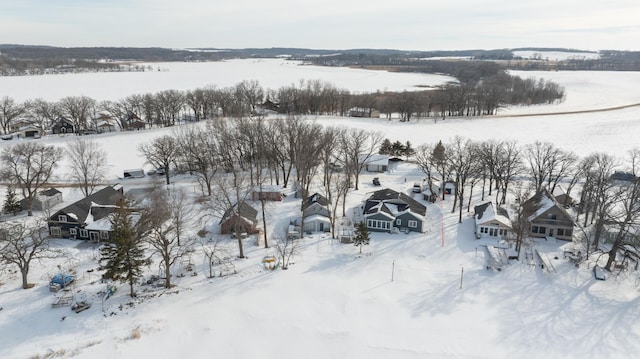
[0,75,564,136]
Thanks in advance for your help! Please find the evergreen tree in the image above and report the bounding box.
[378,138,392,155]
[3,185,22,216]
[391,140,405,156]
[100,199,150,297]
[403,141,416,158]
[354,221,370,254]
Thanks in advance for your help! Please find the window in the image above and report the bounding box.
[368,219,390,230]
[557,228,565,236]
[69,228,77,237]
[532,226,539,234]
[58,215,68,222]
[408,220,417,228]
[549,214,557,220]
[79,229,88,238]
[565,229,573,237]
[396,219,402,226]
[100,231,109,240]
[50,227,61,237]
[538,226,546,235]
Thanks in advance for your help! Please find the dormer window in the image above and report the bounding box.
[58,215,68,222]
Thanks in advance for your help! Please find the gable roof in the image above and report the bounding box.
[365,188,426,217]
[302,193,329,211]
[220,202,258,224]
[474,201,511,228]
[40,187,62,197]
[524,189,574,223]
[50,185,124,224]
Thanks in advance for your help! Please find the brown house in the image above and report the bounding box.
[525,189,575,241]
[220,202,259,235]
[251,185,283,201]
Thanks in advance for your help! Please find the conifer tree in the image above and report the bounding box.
[100,199,150,297]
[3,185,22,215]
[354,221,370,254]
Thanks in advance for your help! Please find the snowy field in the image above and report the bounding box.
[1,68,640,358]
[0,58,455,102]
[512,50,601,61]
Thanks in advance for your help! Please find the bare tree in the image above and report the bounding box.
[494,140,522,205]
[139,134,179,185]
[509,184,540,258]
[208,172,254,259]
[578,153,618,249]
[0,219,55,289]
[200,234,234,278]
[1,142,64,216]
[0,96,26,135]
[174,125,219,196]
[25,98,59,132]
[341,128,384,191]
[446,137,477,223]
[414,144,438,200]
[236,80,264,114]
[66,138,108,196]
[145,189,195,288]
[273,232,301,270]
[605,149,640,271]
[58,96,96,133]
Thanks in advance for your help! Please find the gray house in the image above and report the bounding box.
[47,184,125,240]
[363,188,427,233]
[302,193,331,233]
[20,187,63,211]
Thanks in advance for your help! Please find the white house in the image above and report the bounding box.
[359,154,389,172]
[474,202,512,239]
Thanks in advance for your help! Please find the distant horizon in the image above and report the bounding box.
[2,1,639,52]
[0,43,609,53]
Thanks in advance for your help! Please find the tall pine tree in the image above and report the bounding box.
[3,185,22,216]
[354,221,370,254]
[100,199,150,297]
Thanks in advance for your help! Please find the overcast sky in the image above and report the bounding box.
[2,0,639,51]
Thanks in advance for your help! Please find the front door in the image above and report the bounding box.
[319,223,324,232]
[549,229,554,237]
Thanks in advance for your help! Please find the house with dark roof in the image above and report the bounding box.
[47,185,124,241]
[524,189,575,241]
[363,188,427,233]
[20,187,63,211]
[474,202,512,240]
[220,202,259,235]
[51,116,75,134]
[302,193,331,233]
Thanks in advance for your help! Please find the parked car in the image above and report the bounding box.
[156,167,166,175]
[372,177,381,186]
[412,182,422,193]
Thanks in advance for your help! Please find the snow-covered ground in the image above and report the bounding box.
[0,58,455,102]
[1,68,640,358]
[512,50,601,61]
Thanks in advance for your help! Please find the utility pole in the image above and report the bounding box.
[459,266,464,289]
[391,260,395,282]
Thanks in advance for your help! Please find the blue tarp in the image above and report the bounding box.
[50,274,74,288]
